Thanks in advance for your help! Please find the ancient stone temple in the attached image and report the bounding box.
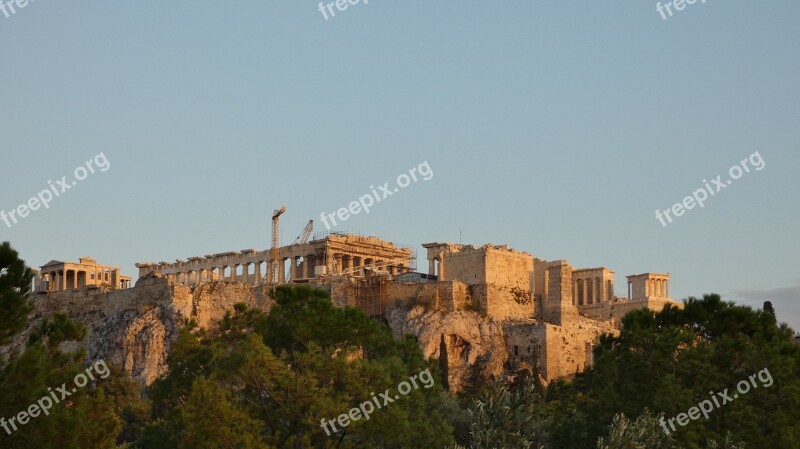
[35,257,132,291]
[134,233,414,286]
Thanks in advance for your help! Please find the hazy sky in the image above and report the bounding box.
[1,2,798,328]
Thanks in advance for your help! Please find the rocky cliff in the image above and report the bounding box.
[7,276,274,386]
[387,304,509,391]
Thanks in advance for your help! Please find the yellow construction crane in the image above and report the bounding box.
[292,220,314,246]
[271,206,286,284]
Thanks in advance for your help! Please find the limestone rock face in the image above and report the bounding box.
[116,305,168,385]
[15,276,274,386]
[387,305,508,391]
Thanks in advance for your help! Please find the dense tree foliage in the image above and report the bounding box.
[544,295,800,448]
[450,376,548,449]
[0,241,33,344]
[595,410,744,449]
[140,285,454,449]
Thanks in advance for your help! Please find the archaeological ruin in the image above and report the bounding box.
[133,233,414,285]
[26,231,681,390]
[35,257,132,291]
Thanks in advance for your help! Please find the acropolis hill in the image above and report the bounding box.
[23,232,681,390]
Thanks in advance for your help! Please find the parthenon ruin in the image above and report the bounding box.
[134,233,414,286]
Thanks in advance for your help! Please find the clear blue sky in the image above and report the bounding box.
[1,1,798,328]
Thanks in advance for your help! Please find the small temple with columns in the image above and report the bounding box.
[36,257,132,291]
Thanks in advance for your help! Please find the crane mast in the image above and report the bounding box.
[270,206,286,284]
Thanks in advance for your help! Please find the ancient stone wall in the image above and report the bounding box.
[577,298,683,326]
[382,280,463,311]
[533,258,563,303]
[482,248,535,319]
[502,320,541,376]
[543,261,578,325]
[421,244,535,320]
[483,284,532,319]
[484,248,533,288]
[440,248,486,285]
[534,317,618,381]
[325,276,474,315]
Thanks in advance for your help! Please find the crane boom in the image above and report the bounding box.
[292,220,314,245]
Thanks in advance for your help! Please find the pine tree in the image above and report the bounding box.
[0,241,33,344]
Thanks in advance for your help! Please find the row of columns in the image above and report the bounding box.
[573,277,611,306]
[44,269,75,290]
[330,253,406,276]
[427,252,445,279]
[41,268,130,291]
[645,278,669,298]
[164,253,409,286]
[166,262,271,286]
